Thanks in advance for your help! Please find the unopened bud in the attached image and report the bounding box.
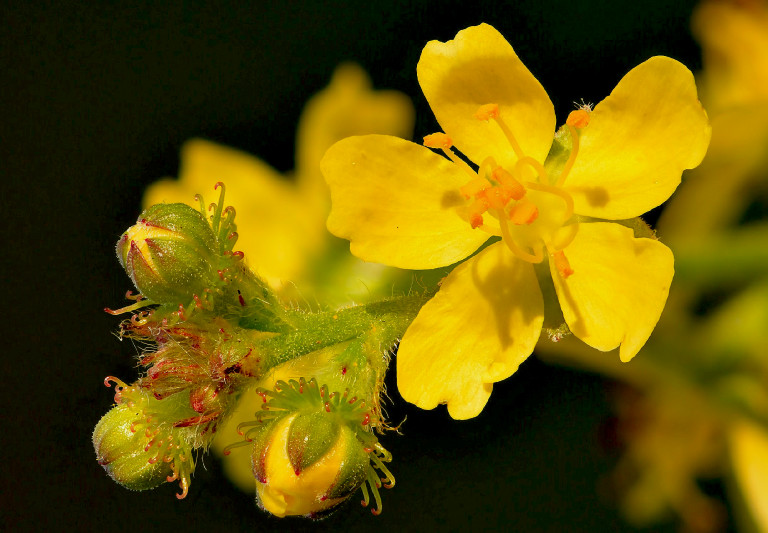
[116,203,218,304]
[93,402,172,491]
[252,410,370,518]
[93,379,195,498]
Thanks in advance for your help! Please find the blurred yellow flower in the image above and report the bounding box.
[693,0,768,113]
[730,419,768,532]
[143,63,414,298]
[322,23,710,419]
[660,0,768,246]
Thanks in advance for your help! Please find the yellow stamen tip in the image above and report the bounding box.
[492,167,525,200]
[459,177,491,199]
[552,250,574,278]
[566,109,590,129]
[474,103,499,121]
[508,200,539,225]
[423,132,452,149]
[479,187,512,210]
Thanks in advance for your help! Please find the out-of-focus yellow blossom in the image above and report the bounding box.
[322,23,710,419]
[693,0,768,113]
[660,0,768,246]
[142,64,414,494]
[730,420,768,532]
[608,384,727,533]
[143,63,414,298]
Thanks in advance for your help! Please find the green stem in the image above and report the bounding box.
[240,290,435,376]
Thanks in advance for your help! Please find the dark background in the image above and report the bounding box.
[4,1,708,531]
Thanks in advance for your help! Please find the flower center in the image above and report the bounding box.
[424,104,590,278]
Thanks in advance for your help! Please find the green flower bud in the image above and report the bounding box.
[116,203,218,305]
[93,378,195,498]
[93,402,171,491]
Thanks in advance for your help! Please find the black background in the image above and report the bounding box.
[4,1,710,531]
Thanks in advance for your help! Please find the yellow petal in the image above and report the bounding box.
[730,420,768,532]
[550,222,674,362]
[143,139,322,286]
[417,23,555,170]
[295,63,414,214]
[397,242,543,419]
[322,135,489,269]
[564,56,711,219]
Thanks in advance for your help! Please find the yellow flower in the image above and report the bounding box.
[321,24,710,419]
[143,63,413,296]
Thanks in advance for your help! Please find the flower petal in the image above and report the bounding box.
[397,242,543,419]
[417,23,555,170]
[295,63,414,214]
[322,134,489,269]
[550,222,674,362]
[564,56,711,219]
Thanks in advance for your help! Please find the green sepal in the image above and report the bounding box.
[325,426,370,500]
[250,421,278,484]
[287,411,342,475]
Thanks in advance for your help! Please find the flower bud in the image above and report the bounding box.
[251,411,370,518]
[116,203,218,304]
[93,402,171,491]
[93,378,195,498]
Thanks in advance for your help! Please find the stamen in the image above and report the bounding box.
[475,104,524,159]
[423,133,452,150]
[479,187,512,210]
[555,125,581,187]
[423,132,476,179]
[508,200,539,225]
[465,197,490,229]
[566,109,591,129]
[492,167,525,200]
[459,177,491,199]
[496,210,544,263]
[551,250,574,278]
[474,103,499,121]
[525,182,574,221]
[549,222,580,252]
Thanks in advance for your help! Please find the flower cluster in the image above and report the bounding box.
[95,184,426,516]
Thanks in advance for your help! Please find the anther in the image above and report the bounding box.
[508,200,539,225]
[492,167,525,200]
[474,103,499,121]
[566,109,591,129]
[423,133,453,150]
[552,250,574,278]
[479,187,512,210]
[459,177,490,199]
